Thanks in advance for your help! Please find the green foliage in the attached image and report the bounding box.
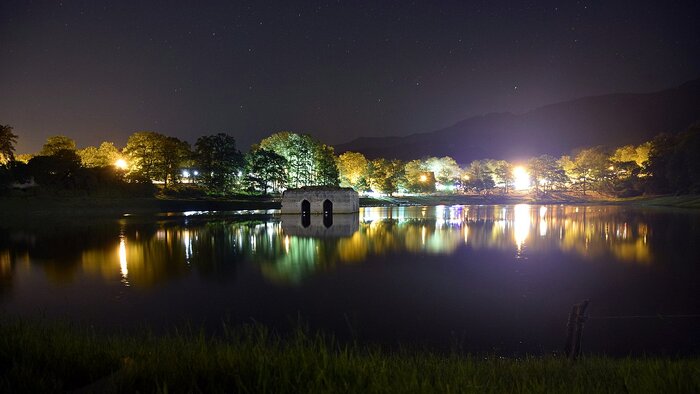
[77,142,122,168]
[245,149,288,194]
[39,136,77,156]
[493,160,514,193]
[194,133,244,193]
[527,154,568,194]
[368,158,404,195]
[425,156,461,186]
[562,146,610,195]
[336,152,370,191]
[258,132,339,188]
[124,132,191,188]
[403,159,436,193]
[464,160,495,193]
[0,124,18,165]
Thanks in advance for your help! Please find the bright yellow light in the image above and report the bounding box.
[115,159,128,170]
[419,174,427,182]
[513,166,530,190]
[513,204,530,255]
[118,236,128,284]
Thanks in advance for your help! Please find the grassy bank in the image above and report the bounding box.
[0,320,698,393]
[617,195,700,209]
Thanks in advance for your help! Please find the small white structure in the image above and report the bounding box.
[281,186,359,215]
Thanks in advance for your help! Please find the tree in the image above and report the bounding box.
[464,160,495,194]
[424,156,461,187]
[527,154,568,194]
[493,160,514,193]
[194,133,244,193]
[368,159,404,195]
[336,152,369,191]
[40,136,77,156]
[0,124,18,165]
[564,147,610,195]
[27,149,82,188]
[245,149,288,194]
[314,144,340,186]
[124,131,190,187]
[161,137,192,188]
[403,159,435,193]
[258,131,339,188]
[78,142,122,168]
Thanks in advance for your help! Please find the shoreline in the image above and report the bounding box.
[0,193,698,220]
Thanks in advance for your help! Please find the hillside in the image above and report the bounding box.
[335,79,700,163]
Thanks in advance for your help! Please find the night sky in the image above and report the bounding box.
[2,0,699,154]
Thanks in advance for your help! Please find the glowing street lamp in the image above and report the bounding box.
[513,166,531,190]
[419,174,427,182]
[114,159,128,170]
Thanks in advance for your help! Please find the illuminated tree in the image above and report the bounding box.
[564,147,610,195]
[493,160,514,193]
[315,144,340,186]
[0,124,18,165]
[464,160,495,194]
[403,159,435,193]
[40,135,77,156]
[425,156,461,187]
[336,151,369,191]
[258,132,339,188]
[194,133,244,193]
[368,158,404,195]
[124,131,191,187]
[14,154,33,164]
[78,142,122,168]
[527,155,568,194]
[245,149,288,194]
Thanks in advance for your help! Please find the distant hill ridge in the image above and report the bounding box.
[335,78,700,163]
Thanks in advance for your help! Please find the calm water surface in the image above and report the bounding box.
[1,205,698,355]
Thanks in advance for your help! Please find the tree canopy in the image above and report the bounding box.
[40,135,77,156]
[194,133,244,193]
[0,124,18,165]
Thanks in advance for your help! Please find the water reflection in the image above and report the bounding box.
[0,205,678,289]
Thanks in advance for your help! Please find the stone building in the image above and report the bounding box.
[280,186,359,215]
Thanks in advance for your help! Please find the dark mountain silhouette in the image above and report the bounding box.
[335,79,700,163]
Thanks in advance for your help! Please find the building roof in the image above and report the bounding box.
[283,186,356,193]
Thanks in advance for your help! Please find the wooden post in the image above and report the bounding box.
[564,300,589,361]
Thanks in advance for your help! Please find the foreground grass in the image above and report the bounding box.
[1,320,698,393]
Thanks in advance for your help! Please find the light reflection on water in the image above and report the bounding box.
[1,204,700,355]
[0,205,660,288]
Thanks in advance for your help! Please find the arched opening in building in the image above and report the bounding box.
[301,199,311,227]
[323,199,333,228]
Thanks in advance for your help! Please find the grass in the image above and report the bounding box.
[619,195,700,209]
[1,319,698,393]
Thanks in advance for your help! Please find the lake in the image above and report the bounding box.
[1,204,698,356]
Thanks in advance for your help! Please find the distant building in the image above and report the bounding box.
[281,186,359,215]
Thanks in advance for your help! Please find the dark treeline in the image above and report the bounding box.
[1,123,699,197]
